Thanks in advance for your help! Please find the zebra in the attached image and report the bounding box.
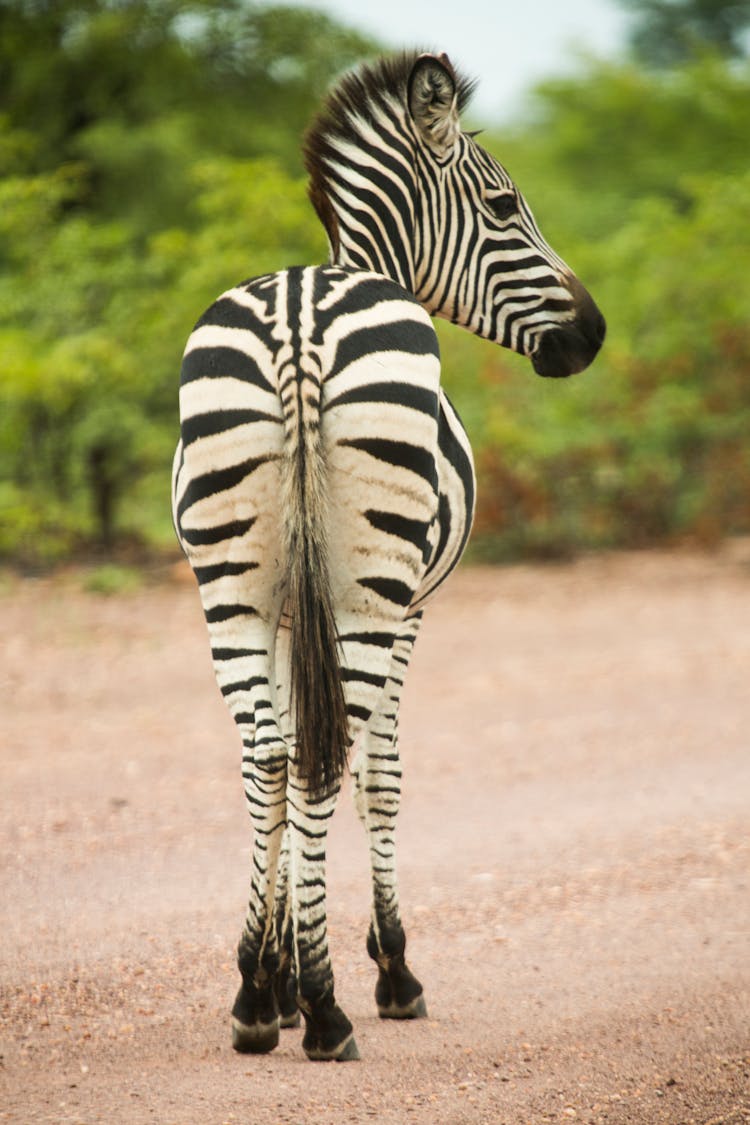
[171,50,605,1063]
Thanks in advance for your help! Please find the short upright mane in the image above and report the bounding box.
[304,51,476,260]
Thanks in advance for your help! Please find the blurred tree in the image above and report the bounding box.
[618,0,750,65]
[490,55,750,239]
[0,1,373,561]
[0,0,376,227]
[0,152,327,559]
[2,3,749,564]
[448,55,750,557]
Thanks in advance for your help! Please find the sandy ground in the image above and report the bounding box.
[1,546,749,1125]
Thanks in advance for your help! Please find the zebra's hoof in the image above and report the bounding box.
[280,1009,301,1029]
[304,1032,360,1062]
[377,992,428,1020]
[231,1015,280,1054]
[300,992,358,1061]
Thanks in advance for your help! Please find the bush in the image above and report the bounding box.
[1,7,748,564]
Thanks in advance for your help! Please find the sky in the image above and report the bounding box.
[275,0,632,123]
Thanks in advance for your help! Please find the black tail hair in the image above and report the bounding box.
[282,370,349,795]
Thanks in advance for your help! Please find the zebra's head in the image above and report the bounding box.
[305,52,605,378]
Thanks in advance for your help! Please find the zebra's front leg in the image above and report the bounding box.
[287,768,359,1061]
[354,617,427,1021]
[231,739,288,1054]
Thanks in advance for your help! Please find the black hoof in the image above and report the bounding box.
[373,949,426,1022]
[231,1015,280,1053]
[377,992,428,1020]
[280,1009,301,1029]
[300,989,358,1062]
[304,1031,360,1062]
[231,979,279,1053]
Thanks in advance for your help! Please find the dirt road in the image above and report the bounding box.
[2,548,749,1124]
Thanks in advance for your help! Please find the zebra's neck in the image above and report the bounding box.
[322,143,418,293]
[330,221,416,293]
[305,75,420,295]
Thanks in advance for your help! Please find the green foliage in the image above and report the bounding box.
[0,151,326,561]
[491,54,750,243]
[0,2,747,564]
[453,56,750,558]
[0,1,369,564]
[618,0,750,66]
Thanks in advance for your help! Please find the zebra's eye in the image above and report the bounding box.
[487,193,517,222]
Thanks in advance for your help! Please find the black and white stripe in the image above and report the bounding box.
[173,50,604,1061]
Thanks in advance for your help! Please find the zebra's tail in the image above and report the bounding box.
[281,366,349,796]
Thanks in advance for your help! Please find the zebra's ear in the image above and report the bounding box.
[408,53,461,160]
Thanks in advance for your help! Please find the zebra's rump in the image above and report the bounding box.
[172,266,465,615]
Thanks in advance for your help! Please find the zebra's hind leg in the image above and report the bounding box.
[231,741,288,1054]
[353,615,427,1021]
[355,738,427,1021]
[215,638,289,1054]
[273,826,300,1028]
[287,768,359,1062]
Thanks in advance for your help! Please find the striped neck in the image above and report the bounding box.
[304,57,421,293]
[326,150,418,292]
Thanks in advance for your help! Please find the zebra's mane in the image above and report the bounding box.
[304,50,476,258]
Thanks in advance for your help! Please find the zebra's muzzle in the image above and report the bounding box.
[532,280,606,379]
